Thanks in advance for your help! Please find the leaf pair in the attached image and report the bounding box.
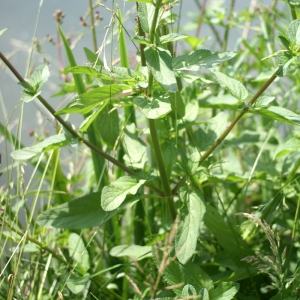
[19,65,49,102]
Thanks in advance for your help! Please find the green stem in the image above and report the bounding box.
[3,219,68,265]
[172,69,279,194]
[198,69,278,165]
[89,0,98,52]
[149,120,172,199]
[0,51,164,197]
[136,3,146,66]
[141,0,176,220]
[148,0,162,44]
[287,2,297,20]
[118,5,136,125]
[148,118,176,220]
[2,219,125,300]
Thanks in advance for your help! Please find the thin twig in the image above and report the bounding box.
[172,69,279,194]
[0,52,164,196]
[195,0,207,38]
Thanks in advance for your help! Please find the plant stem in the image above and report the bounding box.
[89,0,98,52]
[172,69,279,194]
[0,52,164,197]
[148,0,162,44]
[222,0,236,52]
[118,5,136,125]
[136,3,146,66]
[2,219,69,265]
[195,0,207,38]
[149,120,172,198]
[287,1,297,20]
[140,0,176,220]
[198,69,278,165]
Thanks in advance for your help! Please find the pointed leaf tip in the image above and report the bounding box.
[101,176,146,211]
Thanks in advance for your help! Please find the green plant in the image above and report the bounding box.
[2,1,300,299]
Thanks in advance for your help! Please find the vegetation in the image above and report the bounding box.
[1,0,300,299]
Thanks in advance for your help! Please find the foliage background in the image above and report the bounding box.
[1,0,300,299]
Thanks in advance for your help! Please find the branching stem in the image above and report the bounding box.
[0,52,164,197]
[140,0,177,220]
[172,69,279,194]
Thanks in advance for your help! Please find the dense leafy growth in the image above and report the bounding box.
[1,1,300,299]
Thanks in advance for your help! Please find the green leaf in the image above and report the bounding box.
[21,90,41,103]
[110,245,152,260]
[97,103,119,149]
[36,192,135,229]
[21,65,50,93]
[180,84,199,122]
[276,51,293,68]
[169,91,185,119]
[212,71,248,101]
[18,65,50,101]
[252,68,278,82]
[176,189,206,264]
[70,66,137,82]
[199,288,210,300]
[253,95,275,108]
[144,46,178,92]
[152,247,213,296]
[0,28,8,36]
[134,91,172,119]
[11,134,70,160]
[251,106,300,126]
[137,3,156,34]
[118,5,130,70]
[204,205,253,266]
[29,65,50,91]
[159,33,187,44]
[52,82,76,97]
[68,233,90,274]
[278,35,291,50]
[127,0,152,3]
[274,137,300,159]
[200,94,239,110]
[55,84,131,115]
[58,24,86,95]
[184,36,207,49]
[84,47,103,66]
[276,51,297,77]
[34,196,81,229]
[131,35,151,45]
[192,112,228,152]
[287,19,300,46]
[209,282,239,300]
[225,130,264,147]
[101,176,146,211]
[79,103,109,133]
[162,141,177,178]
[152,247,185,296]
[288,0,300,6]
[67,273,90,294]
[122,123,148,169]
[173,49,236,71]
[181,285,197,297]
